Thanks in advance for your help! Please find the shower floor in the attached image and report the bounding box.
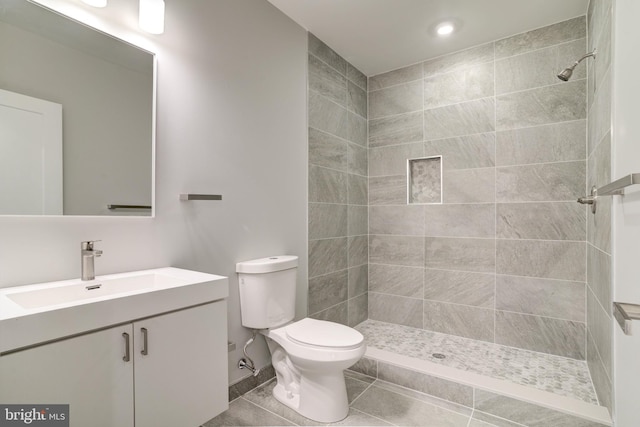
[355,319,598,405]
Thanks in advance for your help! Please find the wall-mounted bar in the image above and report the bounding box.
[577,173,640,213]
[179,194,222,201]
[107,204,152,210]
[614,302,640,335]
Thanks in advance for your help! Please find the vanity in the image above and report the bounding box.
[0,268,229,427]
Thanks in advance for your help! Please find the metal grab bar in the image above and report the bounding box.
[577,173,640,213]
[107,204,152,210]
[179,194,222,201]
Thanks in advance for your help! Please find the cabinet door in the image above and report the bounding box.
[134,301,228,427]
[0,325,134,427]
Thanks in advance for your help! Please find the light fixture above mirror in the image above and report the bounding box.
[81,0,165,34]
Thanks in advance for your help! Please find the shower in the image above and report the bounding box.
[557,49,596,81]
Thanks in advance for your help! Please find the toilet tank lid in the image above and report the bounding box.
[236,255,298,273]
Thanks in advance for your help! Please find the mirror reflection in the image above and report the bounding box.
[0,0,154,216]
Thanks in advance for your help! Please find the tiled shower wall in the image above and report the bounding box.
[368,17,589,359]
[586,0,613,413]
[307,34,369,326]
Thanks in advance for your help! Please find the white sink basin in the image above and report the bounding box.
[0,267,228,354]
[8,273,183,309]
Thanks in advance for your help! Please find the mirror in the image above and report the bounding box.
[0,0,154,216]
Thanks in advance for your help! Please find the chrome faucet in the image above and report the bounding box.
[81,240,103,281]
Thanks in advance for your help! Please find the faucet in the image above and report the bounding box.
[81,240,103,281]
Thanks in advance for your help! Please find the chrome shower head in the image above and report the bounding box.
[557,66,575,81]
[557,50,596,81]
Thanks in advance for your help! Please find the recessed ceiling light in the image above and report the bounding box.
[436,22,455,36]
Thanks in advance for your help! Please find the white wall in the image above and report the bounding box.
[611,0,640,425]
[1,0,308,385]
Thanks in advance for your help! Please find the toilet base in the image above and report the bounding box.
[272,370,349,423]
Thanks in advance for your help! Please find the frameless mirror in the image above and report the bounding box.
[0,0,154,216]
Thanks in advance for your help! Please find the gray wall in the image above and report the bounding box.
[586,0,613,413]
[367,17,588,359]
[2,0,308,386]
[307,33,369,327]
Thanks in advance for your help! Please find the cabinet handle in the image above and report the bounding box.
[122,332,130,362]
[141,327,148,355]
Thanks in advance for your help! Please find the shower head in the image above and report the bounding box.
[557,49,596,81]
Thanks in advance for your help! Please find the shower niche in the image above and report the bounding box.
[407,156,442,204]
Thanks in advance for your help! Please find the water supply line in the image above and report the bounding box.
[238,329,261,377]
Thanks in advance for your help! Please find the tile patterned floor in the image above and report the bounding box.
[204,371,519,427]
[355,319,598,405]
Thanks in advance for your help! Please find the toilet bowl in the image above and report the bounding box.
[236,256,366,423]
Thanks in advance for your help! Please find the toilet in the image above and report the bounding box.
[236,255,366,423]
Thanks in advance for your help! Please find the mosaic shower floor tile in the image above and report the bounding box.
[355,319,598,405]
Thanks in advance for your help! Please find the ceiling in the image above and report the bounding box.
[267,0,589,76]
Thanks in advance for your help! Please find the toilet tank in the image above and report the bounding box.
[236,255,298,329]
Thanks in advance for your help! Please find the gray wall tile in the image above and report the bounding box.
[369,63,423,90]
[309,127,347,171]
[370,235,425,267]
[311,300,348,325]
[495,38,587,94]
[348,81,367,118]
[587,330,612,413]
[349,235,368,267]
[348,142,367,176]
[423,42,495,78]
[425,237,496,273]
[424,62,494,109]
[587,244,611,313]
[370,205,425,236]
[308,269,348,314]
[494,16,586,59]
[309,237,348,277]
[377,362,474,407]
[496,275,585,321]
[308,33,347,74]
[497,202,586,240]
[369,111,423,147]
[348,173,368,205]
[424,269,495,308]
[369,143,423,177]
[309,90,349,139]
[496,240,585,281]
[425,133,495,170]
[496,81,586,131]
[424,98,495,140]
[348,292,368,327]
[495,311,585,359]
[369,264,423,298]
[309,53,346,106]
[348,205,368,237]
[369,293,423,328]
[369,175,407,205]
[423,300,495,341]
[496,120,586,166]
[587,287,612,379]
[370,80,423,119]
[443,168,496,204]
[347,63,367,91]
[587,70,611,156]
[496,161,585,202]
[348,264,368,297]
[309,203,347,239]
[474,388,606,427]
[424,203,495,238]
[348,111,367,146]
[309,164,347,203]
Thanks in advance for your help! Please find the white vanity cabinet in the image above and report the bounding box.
[0,300,228,427]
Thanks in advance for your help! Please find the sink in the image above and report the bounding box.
[0,267,228,354]
[8,273,185,309]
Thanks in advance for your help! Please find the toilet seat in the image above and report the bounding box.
[285,318,364,350]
